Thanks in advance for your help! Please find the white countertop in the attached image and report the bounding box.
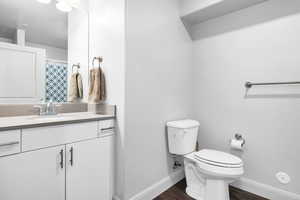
[0,112,115,131]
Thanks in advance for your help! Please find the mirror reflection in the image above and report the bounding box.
[0,0,89,104]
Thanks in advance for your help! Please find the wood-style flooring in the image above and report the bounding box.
[154,179,269,200]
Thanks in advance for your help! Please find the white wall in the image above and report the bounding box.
[192,0,300,197]
[88,0,125,198]
[68,2,89,102]
[124,0,193,199]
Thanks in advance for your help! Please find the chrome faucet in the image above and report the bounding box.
[34,99,60,116]
[46,99,56,115]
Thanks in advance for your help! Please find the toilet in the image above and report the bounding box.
[166,119,244,200]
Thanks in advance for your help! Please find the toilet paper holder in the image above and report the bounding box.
[231,133,246,146]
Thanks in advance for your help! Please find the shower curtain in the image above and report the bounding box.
[45,60,68,103]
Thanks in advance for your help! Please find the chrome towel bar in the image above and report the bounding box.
[245,81,300,88]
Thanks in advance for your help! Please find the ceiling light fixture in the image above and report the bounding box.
[36,0,52,4]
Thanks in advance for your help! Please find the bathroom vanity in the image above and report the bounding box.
[0,113,115,200]
[0,1,116,199]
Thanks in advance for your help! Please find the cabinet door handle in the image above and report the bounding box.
[60,149,64,169]
[69,147,74,166]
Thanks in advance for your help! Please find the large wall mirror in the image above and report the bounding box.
[0,0,89,104]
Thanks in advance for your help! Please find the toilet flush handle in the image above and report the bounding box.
[181,130,187,138]
[174,130,186,139]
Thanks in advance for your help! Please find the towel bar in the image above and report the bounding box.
[92,57,103,68]
[72,63,80,73]
[245,81,300,88]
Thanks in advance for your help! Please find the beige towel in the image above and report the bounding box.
[88,67,106,103]
[77,73,83,98]
[69,73,83,102]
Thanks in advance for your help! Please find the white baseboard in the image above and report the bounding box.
[121,169,300,200]
[231,177,300,200]
[129,169,185,200]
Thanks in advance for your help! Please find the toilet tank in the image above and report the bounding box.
[166,119,200,155]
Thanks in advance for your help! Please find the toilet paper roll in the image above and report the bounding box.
[230,139,244,150]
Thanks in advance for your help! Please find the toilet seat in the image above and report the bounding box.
[194,149,243,168]
[185,150,244,179]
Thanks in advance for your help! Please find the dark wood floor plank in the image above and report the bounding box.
[154,179,269,200]
[229,186,269,200]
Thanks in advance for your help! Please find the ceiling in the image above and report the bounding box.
[181,0,268,25]
[0,0,68,49]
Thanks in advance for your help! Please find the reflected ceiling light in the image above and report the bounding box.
[56,1,73,12]
[66,0,80,8]
[37,0,80,12]
[56,0,80,12]
[36,0,52,4]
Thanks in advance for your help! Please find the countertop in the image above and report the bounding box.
[0,112,115,131]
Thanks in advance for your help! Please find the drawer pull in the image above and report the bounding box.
[101,127,115,131]
[0,141,20,147]
[60,149,64,169]
[70,147,74,166]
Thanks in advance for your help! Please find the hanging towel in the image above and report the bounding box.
[77,73,83,98]
[88,67,106,103]
[69,72,83,102]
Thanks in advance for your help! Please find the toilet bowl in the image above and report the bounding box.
[184,149,244,200]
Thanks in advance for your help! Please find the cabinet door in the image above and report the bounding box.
[66,136,114,200]
[0,146,66,200]
[0,42,45,103]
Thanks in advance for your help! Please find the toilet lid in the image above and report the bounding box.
[194,149,243,168]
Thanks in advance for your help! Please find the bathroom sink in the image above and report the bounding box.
[29,114,73,121]
[28,112,98,122]
[0,112,112,130]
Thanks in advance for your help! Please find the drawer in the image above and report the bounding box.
[99,119,115,130]
[22,122,98,151]
[0,130,21,157]
[98,120,115,136]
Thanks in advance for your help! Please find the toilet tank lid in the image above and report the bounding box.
[167,119,200,129]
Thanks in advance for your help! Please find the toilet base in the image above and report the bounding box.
[186,180,229,200]
[204,179,230,200]
[184,153,243,200]
[186,186,203,200]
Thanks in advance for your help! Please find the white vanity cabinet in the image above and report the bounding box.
[66,137,114,200]
[0,119,115,200]
[0,145,66,200]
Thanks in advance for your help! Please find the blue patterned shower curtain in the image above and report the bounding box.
[45,61,68,103]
